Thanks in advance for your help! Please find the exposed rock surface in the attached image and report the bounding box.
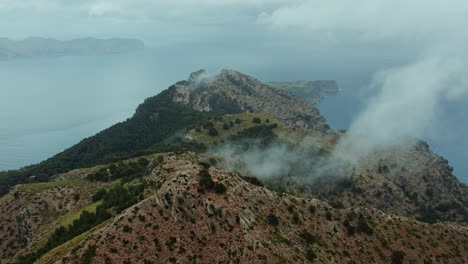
[0,37,144,60]
[171,69,331,133]
[0,174,108,264]
[45,153,467,264]
[277,139,468,223]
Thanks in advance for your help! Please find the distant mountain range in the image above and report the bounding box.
[0,37,144,60]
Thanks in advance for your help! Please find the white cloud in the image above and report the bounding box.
[256,0,468,171]
[258,0,468,41]
[335,57,468,160]
[0,0,63,11]
[84,0,290,19]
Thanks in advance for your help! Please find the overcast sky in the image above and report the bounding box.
[1,0,465,47]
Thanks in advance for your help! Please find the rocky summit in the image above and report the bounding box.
[0,69,466,264]
[172,69,331,133]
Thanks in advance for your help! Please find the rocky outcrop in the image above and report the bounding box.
[0,176,108,264]
[48,153,467,264]
[172,69,331,133]
[278,139,468,223]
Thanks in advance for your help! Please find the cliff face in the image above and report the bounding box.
[171,69,331,133]
[278,140,468,223]
[0,37,144,60]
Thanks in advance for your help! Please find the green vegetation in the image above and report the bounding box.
[80,245,97,264]
[59,201,103,228]
[15,182,146,264]
[305,248,317,261]
[299,230,317,245]
[0,86,216,196]
[267,214,279,227]
[208,127,219,136]
[391,250,405,264]
[198,163,227,194]
[228,125,277,147]
[87,158,149,182]
[188,112,282,145]
[241,176,264,187]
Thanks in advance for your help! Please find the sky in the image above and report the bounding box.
[1,0,468,182]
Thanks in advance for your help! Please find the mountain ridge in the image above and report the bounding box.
[0,69,466,264]
[0,37,144,60]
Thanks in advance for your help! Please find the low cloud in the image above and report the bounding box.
[212,56,468,183]
[259,0,468,169]
[258,0,468,42]
[333,57,468,163]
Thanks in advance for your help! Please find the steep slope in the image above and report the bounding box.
[0,86,214,196]
[32,153,467,264]
[172,69,331,133]
[1,69,467,264]
[0,168,110,263]
[268,80,339,105]
[275,139,468,224]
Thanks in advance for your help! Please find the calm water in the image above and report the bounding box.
[0,48,466,184]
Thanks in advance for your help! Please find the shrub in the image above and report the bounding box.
[235,118,242,124]
[92,189,107,202]
[241,176,263,187]
[325,211,333,221]
[330,200,345,209]
[199,162,210,169]
[357,216,373,235]
[299,230,317,245]
[391,250,405,264]
[223,123,230,130]
[137,157,149,167]
[267,214,279,227]
[308,205,316,214]
[214,183,227,194]
[292,213,301,224]
[73,194,80,201]
[203,122,214,128]
[200,173,215,189]
[305,248,317,261]
[123,225,132,233]
[208,127,219,137]
[252,117,261,124]
[80,246,97,264]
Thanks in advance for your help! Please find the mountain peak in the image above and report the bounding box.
[188,69,207,82]
[173,69,331,132]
